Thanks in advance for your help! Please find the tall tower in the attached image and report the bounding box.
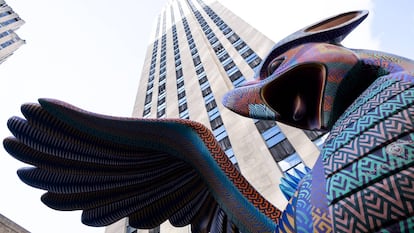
[107,0,323,232]
[0,213,30,233]
[0,0,24,63]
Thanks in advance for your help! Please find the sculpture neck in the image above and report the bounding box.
[325,49,414,129]
[354,49,414,74]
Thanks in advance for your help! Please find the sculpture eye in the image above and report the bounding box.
[267,58,284,76]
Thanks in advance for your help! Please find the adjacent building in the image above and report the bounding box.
[0,213,30,233]
[0,0,24,64]
[0,1,26,232]
[106,0,324,232]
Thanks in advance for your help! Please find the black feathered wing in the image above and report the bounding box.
[3,98,280,233]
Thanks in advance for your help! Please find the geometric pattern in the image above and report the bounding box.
[377,215,414,233]
[323,80,414,176]
[295,174,313,233]
[280,167,311,201]
[248,103,276,120]
[326,133,414,202]
[323,73,414,232]
[181,118,282,226]
[331,166,414,232]
[312,207,333,233]
[327,74,414,142]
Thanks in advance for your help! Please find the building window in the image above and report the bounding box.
[223,61,235,71]
[205,100,217,111]
[193,56,201,66]
[177,80,184,88]
[158,96,165,105]
[143,108,150,116]
[235,41,246,51]
[255,120,277,133]
[242,48,254,58]
[218,136,232,151]
[179,102,187,112]
[278,153,302,172]
[158,83,166,94]
[178,91,186,99]
[126,225,137,233]
[196,67,204,74]
[210,116,223,130]
[249,56,262,68]
[176,68,183,78]
[144,93,152,104]
[213,44,224,54]
[202,86,212,97]
[229,70,243,82]
[219,53,229,62]
[269,139,295,162]
[228,33,240,43]
[209,37,218,44]
[157,108,165,118]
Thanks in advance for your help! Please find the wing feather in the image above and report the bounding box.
[3,98,279,232]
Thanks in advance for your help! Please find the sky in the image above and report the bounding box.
[0,1,413,233]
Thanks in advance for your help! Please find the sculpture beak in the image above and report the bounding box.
[223,63,326,130]
[222,81,280,120]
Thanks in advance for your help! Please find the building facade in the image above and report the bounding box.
[106,0,323,232]
[0,213,30,233]
[0,1,25,232]
[0,0,24,64]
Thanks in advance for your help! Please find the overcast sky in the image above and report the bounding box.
[0,1,413,233]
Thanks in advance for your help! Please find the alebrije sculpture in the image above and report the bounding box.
[4,10,414,232]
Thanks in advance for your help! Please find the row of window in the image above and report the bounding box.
[0,32,18,49]
[0,10,12,18]
[202,0,327,163]
[143,13,165,118]
[0,16,18,27]
[194,0,307,176]
[171,9,190,119]
[180,0,237,165]
[191,1,247,89]
[156,13,168,118]
[196,0,262,71]
[142,36,159,118]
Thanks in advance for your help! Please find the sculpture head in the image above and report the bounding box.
[222,10,368,131]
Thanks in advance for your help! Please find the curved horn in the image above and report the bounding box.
[258,10,368,78]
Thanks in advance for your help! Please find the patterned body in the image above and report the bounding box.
[221,9,414,232]
[278,70,414,232]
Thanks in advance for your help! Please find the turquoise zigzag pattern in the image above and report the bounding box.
[323,73,414,158]
[323,86,414,175]
[322,73,414,232]
[328,75,414,141]
[324,101,414,177]
[327,133,414,202]
[331,166,414,232]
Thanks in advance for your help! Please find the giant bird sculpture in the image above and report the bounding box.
[4,10,414,233]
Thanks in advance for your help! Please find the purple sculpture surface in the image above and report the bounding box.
[4,10,414,233]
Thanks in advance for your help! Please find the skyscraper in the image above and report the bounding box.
[106,0,323,232]
[0,213,30,233]
[0,0,25,231]
[0,0,24,64]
